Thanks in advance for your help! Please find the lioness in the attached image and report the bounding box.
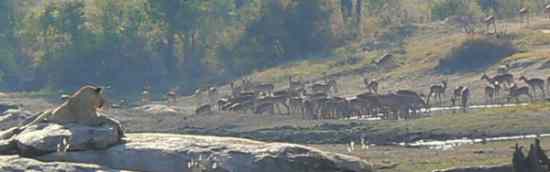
[0,85,124,141]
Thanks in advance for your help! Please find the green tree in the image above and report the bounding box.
[0,0,18,88]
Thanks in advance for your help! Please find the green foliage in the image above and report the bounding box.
[1,0,543,94]
[437,37,517,73]
[431,0,481,21]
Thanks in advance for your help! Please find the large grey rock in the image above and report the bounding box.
[39,133,373,172]
[12,123,120,156]
[0,109,34,130]
[0,155,133,172]
[432,164,512,172]
[0,103,21,114]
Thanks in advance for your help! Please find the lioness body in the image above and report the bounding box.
[1,85,124,140]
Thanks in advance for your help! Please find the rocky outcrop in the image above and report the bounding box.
[0,103,21,114]
[0,123,120,156]
[0,155,133,172]
[38,133,373,172]
[432,164,512,172]
[0,109,33,130]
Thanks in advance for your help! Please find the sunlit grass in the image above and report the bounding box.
[252,44,381,83]
[361,102,550,138]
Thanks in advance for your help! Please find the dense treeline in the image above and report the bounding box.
[0,0,547,96]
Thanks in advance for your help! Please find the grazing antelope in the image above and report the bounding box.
[311,83,332,94]
[289,97,305,115]
[377,93,425,120]
[255,103,275,115]
[545,4,550,19]
[395,90,428,118]
[481,73,513,87]
[497,64,510,74]
[217,98,229,111]
[483,15,496,33]
[519,7,529,24]
[451,86,464,107]
[226,100,254,113]
[518,76,545,98]
[273,90,290,97]
[427,81,447,105]
[256,95,290,115]
[365,80,379,94]
[507,84,531,103]
[195,104,212,115]
[288,76,304,91]
[254,83,274,96]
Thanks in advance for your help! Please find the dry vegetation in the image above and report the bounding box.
[311,137,550,172]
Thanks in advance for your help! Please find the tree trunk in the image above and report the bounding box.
[355,0,362,25]
[182,30,202,81]
[163,26,178,80]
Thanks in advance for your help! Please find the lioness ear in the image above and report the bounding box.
[95,87,102,93]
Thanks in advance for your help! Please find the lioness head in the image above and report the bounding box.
[67,85,106,110]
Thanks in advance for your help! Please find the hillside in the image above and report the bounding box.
[3,0,550,99]
[235,17,550,105]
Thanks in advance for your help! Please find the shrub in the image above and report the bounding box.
[437,37,517,73]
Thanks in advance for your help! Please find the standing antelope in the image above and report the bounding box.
[507,84,531,103]
[256,95,290,115]
[451,86,464,107]
[396,90,427,118]
[484,84,497,104]
[365,80,378,94]
[195,104,212,115]
[427,81,447,105]
[519,7,529,24]
[484,15,496,33]
[518,76,545,98]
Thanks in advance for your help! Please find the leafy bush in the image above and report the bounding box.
[437,37,517,73]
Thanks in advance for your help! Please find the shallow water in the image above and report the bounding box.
[398,133,550,150]
[345,103,528,121]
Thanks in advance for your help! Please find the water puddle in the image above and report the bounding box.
[397,133,550,150]
[344,103,528,121]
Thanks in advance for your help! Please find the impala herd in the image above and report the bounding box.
[184,68,550,121]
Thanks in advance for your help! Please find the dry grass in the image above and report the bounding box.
[311,137,550,172]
